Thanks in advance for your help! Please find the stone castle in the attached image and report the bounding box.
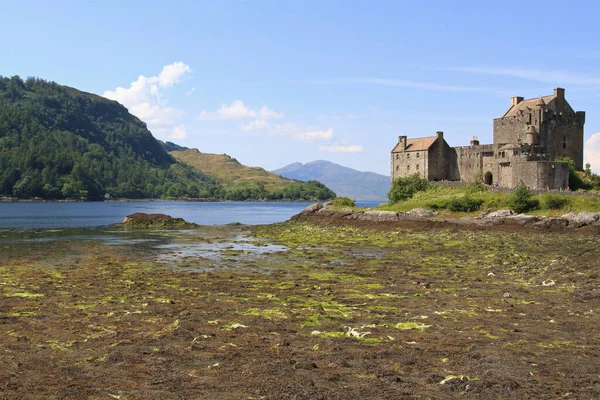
[391,88,585,189]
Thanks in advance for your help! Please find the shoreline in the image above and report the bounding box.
[294,202,600,231]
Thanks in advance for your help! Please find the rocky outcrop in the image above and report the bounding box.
[561,212,600,228]
[121,213,198,229]
[293,204,600,230]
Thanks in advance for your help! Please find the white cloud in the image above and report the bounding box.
[584,133,600,174]
[102,62,192,139]
[271,124,333,141]
[157,62,191,87]
[186,88,196,96]
[319,144,364,153]
[314,78,493,92]
[440,66,600,87]
[258,105,284,119]
[300,128,333,141]
[169,125,187,140]
[240,119,270,131]
[198,101,283,121]
[318,113,359,120]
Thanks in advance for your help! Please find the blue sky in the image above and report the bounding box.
[2,0,600,174]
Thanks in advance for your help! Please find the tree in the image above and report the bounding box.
[388,174,429,204]
[507,183,539,214]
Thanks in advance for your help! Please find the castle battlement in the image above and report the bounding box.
[391,88,584,190]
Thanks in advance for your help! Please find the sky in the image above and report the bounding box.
[2,0,600,175]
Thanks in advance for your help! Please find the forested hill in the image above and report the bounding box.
[0,76,336,201]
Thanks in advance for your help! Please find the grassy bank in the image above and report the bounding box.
[378,183,600,217]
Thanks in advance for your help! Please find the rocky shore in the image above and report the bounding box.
[293,202,600,230]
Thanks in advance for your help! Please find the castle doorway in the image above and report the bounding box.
[484,172,493,185]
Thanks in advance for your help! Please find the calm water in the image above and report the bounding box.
[0,200,384,229]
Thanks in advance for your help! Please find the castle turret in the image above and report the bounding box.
[526,125,539,146]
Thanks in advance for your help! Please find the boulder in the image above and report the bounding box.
[506,214,541,225]
[562,212,600,228]
[352,210,402,222]
[407,208,439,218]
[481,209,514,219]
[533,218,569,229]
[121,213,198,229]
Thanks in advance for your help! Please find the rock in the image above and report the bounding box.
[533,218,569,229]
[121,213,198,229]
[482,209,514,218]
[301,203,323,215]
[407,208,439,218]
[562,212,600,228]
[352,210,402,222]
[506,214,540,225]
[503,292,511,298]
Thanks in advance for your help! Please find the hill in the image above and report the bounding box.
[273,160,390,200]
[169,148,335,201]
[0,74,336,201]
[0,75,223,199]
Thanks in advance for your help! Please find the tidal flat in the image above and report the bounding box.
[0,220,599,399]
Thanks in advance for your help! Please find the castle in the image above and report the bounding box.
[391,88,585,190]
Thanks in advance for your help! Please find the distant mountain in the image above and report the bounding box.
[273,160,390,200]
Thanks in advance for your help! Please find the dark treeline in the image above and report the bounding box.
[0,76,335,201]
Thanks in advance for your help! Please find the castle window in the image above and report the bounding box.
[416,152,420,158]
[416,164,419,170]
[396,154,399,159]
[396,166,399,171]
[563,136,567,150]
[407,153,410,159]
[407,165,410,171]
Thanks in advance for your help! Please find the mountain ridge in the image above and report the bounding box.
[273,160,390,200]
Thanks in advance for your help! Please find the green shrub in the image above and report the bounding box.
[542,194,568,210]
[466,183,487,194]
[447,196,484,212]
[508,183,539,213]
[331,197,355,207]
[388,174,429,204]
[428,196,483,212]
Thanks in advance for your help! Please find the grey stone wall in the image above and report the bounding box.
[544,113,585,169]
[391,150,428,181]
[427,140,451,180]
[515,161,569,190]
[493,115,529,145]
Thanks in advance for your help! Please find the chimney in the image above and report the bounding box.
[398,135,407,150]
[436,131,444,140]
[511,96,524,106]
[470,136,479,146]
[554,88,565,114]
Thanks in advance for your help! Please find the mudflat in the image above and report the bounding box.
[1,219,598,399]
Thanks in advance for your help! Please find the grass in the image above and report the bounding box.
[379,184,600,215]
[170,149,292,191]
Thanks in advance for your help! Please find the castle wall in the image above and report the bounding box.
[514,161,569,190]
[543,112,585,169]
[493,115,530,145]
[391,149,428,181]
[427,139,451,180]
[448,144,494,182]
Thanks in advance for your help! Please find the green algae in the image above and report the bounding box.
[238,308,287,320]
